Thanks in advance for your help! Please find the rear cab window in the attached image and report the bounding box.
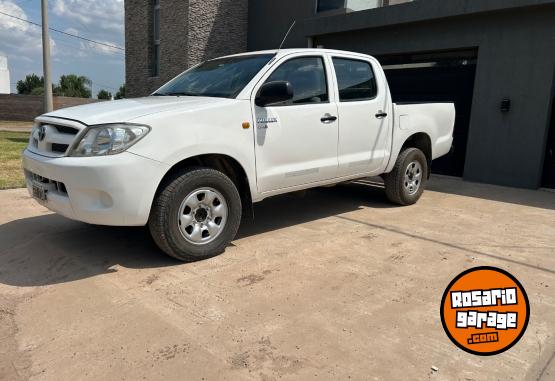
[332,57,377,102]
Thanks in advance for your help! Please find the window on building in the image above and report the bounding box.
[332,58,377,101]
[151,0,160,77]
[316,0,413,13]
[265,57,328,106]
[317,0,346,12]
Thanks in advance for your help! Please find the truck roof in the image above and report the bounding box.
[220,48,376,61]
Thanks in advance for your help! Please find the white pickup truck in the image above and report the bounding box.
[23,49,454,261]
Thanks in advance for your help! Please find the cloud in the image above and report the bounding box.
[0,0,125,94]
[52,0,124,34]
[64,27,79,35]
[0,1,122,61]
[0,0,57,57]
[55,26,123,58]
[51,0,124,57]
[82,41,123,56]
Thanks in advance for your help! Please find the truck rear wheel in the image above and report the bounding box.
[148,168,242,262]
[383,148,428,206]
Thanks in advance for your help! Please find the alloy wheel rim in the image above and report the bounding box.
[404,161,423,196]
[177,188,228,245]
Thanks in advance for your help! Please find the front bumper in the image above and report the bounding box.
[22,149,169,226]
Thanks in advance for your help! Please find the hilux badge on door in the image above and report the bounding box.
[256,117,278,129]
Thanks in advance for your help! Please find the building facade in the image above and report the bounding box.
[0,55,10,94]
[125,0,248,97]
[125,0,555,190]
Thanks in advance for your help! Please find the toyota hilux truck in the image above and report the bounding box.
[22,49,455,261]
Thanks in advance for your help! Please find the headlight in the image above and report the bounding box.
[69,124,150,157]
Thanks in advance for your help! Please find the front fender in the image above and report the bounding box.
[127,100,258,200]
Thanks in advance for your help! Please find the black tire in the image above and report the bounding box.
[148,167,242,262]
[383,148,428,206]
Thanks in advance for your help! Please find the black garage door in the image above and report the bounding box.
[379,51,477,177]
[542,96,555,189]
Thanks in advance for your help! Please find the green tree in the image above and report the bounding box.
[30,87,45,96]
[114,84,126,99]
[54,75,92,98]
[97,89,112,100]
[16,74,44,95]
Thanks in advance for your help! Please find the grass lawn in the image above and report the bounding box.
[0,131,29,189]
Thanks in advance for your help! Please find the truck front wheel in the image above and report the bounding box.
[383,148,428,206]
[148,168,242,262]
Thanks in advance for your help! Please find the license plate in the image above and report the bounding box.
[32,183,48,201]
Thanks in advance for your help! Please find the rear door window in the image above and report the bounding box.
[332,58,377,102]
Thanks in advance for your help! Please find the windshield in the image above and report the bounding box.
[153,54,274,98]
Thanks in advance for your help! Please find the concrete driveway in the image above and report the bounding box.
[0,177,554,381]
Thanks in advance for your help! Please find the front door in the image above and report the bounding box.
[253,55,338,193]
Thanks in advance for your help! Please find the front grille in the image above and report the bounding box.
[51,143,69,153]
[54,125,79,135]
[29,171,48,184]
[25,170,68,195]
[29,118,85,157]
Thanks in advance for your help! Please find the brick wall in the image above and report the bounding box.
[125,0,249,98]
[187,0,249,66]
[0,94,101,121]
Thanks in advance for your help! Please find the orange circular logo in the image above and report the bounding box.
[440,267,530,356]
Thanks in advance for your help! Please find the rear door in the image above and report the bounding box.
[253,54,339,193]
[331,55,391,176]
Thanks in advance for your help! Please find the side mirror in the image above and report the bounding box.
[255,81,294,107]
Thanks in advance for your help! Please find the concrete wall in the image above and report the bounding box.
[247,0,315,51]
[125,0,248,98]
[247,0,555,189]
[0,94,100,121]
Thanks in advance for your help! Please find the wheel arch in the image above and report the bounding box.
[400,132,432,177]
[152,153,253,218]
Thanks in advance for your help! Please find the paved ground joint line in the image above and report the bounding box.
[336,215,555,275]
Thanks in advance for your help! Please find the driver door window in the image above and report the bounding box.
[264,57,329,106]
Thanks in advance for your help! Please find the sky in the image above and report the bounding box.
[0,0,124,97]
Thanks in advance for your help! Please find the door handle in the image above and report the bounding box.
[321,113,338,123]
[375,111,388,119]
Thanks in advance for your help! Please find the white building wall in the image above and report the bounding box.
[0,56,11,94]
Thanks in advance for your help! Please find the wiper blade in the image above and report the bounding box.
[151,92,198,96]
[166,92,198,96]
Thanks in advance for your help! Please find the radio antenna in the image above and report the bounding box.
[278,20,296,52]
